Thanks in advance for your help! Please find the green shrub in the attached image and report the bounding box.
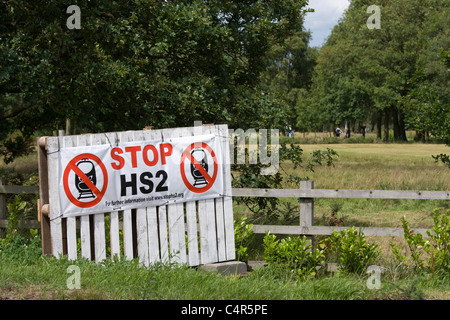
[234,217,254,262]
[0,194,42,265]
[5,195,27,239]
[391,209,450,276]
[329,227,380,275]
[263,231,325,279]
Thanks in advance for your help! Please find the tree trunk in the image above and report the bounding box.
[415,130,425,142]
[391,106,408,142]
[398,109,407,141]
[383,109,389,142]
[66,118,71,136]
[376,110,382,139]
[392,106,400,141]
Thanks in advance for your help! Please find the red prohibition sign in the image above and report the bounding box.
[63,153,108,208]
[180,142,218,193]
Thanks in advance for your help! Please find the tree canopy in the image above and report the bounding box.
[1,0,309,161]
[301,0,449,141]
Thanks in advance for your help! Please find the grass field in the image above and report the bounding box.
[235,142,449,224]
[299,143,449,190]
[235,142,450,276]
[1,141,449,300]
[295,143,449,228]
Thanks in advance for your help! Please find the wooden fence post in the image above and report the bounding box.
[299,181,314,245]
[0,178,6,238]
[37,136,52,256]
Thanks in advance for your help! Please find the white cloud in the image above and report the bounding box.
[304,0,350,47]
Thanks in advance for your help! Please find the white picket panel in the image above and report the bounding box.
[63,135,78,260]
[80,215,91,260]
[147,206,160,264]
[122,209,134,260]
[215,197,226,262]
[158,205,169,263]
[76,134,92,260]
[185,201,199,266]
[119,131,136,261]
[168,202,187,263]
[137,207,149,266]
[109,211,121,259]
[206,198,218,263]
[94,213,106,262]
[45,125,235,267]
[92,133,106,262]
[48,135,63,257]
[218,124,236,260]
[105,131,121,260]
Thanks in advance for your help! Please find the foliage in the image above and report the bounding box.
[0,194,38,265]
[5,194,27,239]
[1,0,309,162]
[328,227,380,275]
[263,231,325,279]
[432,154,450,169]
[0,193,41,265]
[307,148,338,171]
[402,48,450,167]
[234,217,254,262]
[259,30,318,129]
[305,0,449,141]
[0,231,42,265]
[232,142,338,222]
[0,134,33,164]
[390,209,450,277]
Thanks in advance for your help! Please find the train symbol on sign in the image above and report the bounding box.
[75,159,97,200]
[190,149,208,186]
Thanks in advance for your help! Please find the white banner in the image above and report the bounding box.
[58,134,224,217]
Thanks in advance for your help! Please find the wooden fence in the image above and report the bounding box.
[234,181,450,238]
[35,125,236,265]
[0,178,40,236]
[1,180,449,240]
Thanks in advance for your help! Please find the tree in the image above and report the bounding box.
[305,0,449,142]
[1,0,308,161]
[259,30,318,130]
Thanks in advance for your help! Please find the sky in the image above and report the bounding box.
[303,0,350,47]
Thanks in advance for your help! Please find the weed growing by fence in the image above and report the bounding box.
[391,209,450,277]
[5,195,27,239]
[0,231,42,265]
[328,227,380,275]
[263,231,326,280]
[234,217,254,262]
[262,227,382,279]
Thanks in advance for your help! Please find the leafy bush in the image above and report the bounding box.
[5,195,27,239]
[328,227,380,275]
[263,231,325,279]
[234,217,254,262]
[0,194,42,265]
[391,209,450,276]
[432,153,450,169]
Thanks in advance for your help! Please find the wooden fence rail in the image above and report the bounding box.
[1,180,449,239]
[232,181,449,238]
[0,179,40,235]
